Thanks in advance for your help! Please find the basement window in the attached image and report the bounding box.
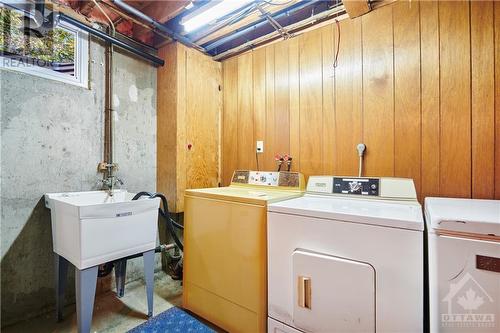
[0,5,89,88]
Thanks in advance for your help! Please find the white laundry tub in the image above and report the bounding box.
[45,190,160,269]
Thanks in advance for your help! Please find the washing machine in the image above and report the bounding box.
[425,197,500,333]
[267,176,424,333]
[183,170,304,333]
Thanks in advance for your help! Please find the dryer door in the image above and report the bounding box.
[292,249,376,333]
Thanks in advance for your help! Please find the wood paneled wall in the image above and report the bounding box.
[221,0,500,200]
[158,43,222,212]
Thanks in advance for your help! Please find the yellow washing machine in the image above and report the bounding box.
[183,170,305,333]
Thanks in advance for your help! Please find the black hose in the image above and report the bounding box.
[132,192,183,229]
[96,192,182,279]
[153,193,184,252]
[132,192,184,251]
[132,191,155,200]
[158,209,184,230]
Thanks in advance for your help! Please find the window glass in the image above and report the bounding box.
[0,5,88,87]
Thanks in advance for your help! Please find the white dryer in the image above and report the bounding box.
[425,198,500,333]
[267,176,424,333]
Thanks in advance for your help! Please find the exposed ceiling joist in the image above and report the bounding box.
[79,0,96,16]
[47,1,355,59]
[193,0,301,46]
[342,0,370,18]
[140,0,189,23]
[205,0,342,56]
[213,2,346,61]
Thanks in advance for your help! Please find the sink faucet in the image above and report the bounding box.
[101,176,124,196]
[97,163,123,196]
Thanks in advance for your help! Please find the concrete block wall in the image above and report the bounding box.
[0,37,158,327]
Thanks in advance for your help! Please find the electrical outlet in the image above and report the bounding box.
[256,141,264,153]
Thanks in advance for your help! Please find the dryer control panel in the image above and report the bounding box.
[333,177,379,196]
[307,176,417,200]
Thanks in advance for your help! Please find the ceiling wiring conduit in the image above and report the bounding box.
[214,3,346,60]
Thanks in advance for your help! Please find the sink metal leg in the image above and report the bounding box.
[143,250,155,318]
[114,260,127,297]
[76,266,98,333]
[54,254,69,322]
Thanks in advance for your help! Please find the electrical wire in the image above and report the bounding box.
[333,19,340,68]
[92,0,115,35]
[358,156,363,177]
[356,144,365,177]
[256,152,260,171]
[260,0,296,6]
[228,3,260,25]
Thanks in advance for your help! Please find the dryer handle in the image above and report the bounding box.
[298,276,312,309]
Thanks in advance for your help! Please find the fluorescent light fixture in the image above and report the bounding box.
[182,0,254,32]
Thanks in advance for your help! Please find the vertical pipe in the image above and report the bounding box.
[104,39,114,190]
[108,43,113,167]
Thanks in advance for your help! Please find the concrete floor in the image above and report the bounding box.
[3,271,183,333]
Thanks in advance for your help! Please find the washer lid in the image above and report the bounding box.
[424,197,500,235]
[185,186,303,205]
[268,195,424,231]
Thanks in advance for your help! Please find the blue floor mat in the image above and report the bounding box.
[127,307,215,333]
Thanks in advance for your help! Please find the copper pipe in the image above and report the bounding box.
[104,38,113,183]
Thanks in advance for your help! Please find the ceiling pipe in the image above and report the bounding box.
[60,14,164,66]
[110,0,206,54]
[256,4,291,40]
[99,1,173,41]
[203,0,323,52]
[3,1,164,65]
[213,5,346,61]
[186,1,259,43]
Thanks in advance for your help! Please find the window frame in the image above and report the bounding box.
[0,12,89,88]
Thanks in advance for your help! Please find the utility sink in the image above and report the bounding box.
[45,190,160,269]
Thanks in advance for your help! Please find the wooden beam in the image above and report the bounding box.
[343,0,370,18]
[80,1,97,16]
[140,0,190,23]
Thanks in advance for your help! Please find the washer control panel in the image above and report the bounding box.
[333,177,379,196]
[249,171,279,186]
[231,170,303,188]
